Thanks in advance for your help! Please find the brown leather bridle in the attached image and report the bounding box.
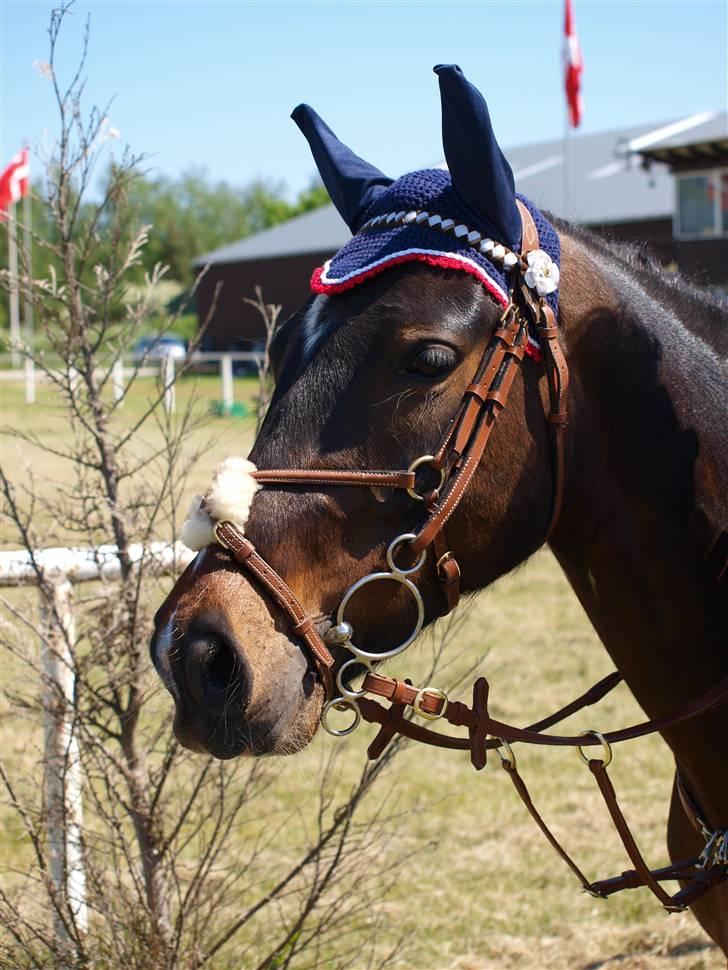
[211,203,727,912]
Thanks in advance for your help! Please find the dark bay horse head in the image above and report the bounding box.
[150,65,567,758]
[152,261,559,757]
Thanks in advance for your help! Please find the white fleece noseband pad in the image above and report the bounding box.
[180,457,260,551]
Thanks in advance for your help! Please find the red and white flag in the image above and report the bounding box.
[564,0,583,128]
[0,148,30,218]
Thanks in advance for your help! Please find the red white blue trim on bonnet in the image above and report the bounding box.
[311,247,542,359]
[312,249,510,306]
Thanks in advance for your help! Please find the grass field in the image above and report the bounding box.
[0,373,263,521]
[1,375,722,969]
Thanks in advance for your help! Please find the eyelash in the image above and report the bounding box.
[406,345,458,380]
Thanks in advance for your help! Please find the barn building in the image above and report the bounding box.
[194,112,728,350]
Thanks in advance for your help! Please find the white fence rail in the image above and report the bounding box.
[0,541,194,941]
[1,351,265,413]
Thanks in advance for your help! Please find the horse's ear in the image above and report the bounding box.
[434,64,521,249]
[292,104,394,233]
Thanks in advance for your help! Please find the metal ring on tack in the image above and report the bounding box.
[321,697,361,737]
[577,730,613,767]
[406,455,447,502]
[494,738,517,770]
[335,570,425,661]
[336,656,374,700]
[386,533,427,576]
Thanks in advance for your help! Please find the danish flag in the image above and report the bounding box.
[0,149,30,218]
[564,0,583,128]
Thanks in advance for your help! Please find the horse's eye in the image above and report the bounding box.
[406,344,458,380]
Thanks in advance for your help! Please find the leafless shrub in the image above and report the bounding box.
[0,6,437,969]
[243,286,281,432]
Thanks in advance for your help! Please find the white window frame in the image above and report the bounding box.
[674,167,728,240]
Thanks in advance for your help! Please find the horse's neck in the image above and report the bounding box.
[550,235,728,809]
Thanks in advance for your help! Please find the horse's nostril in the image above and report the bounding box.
[184,634,246,710]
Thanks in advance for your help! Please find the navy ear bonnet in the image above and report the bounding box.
[293,64,560,353]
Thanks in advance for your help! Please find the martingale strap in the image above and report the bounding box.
[354,671,728,910]
[357,671,728,752]
[499,756,726,910]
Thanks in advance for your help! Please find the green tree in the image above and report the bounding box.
[2,167,329,346]
[109,168,329,285]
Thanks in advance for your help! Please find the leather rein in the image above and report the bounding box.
[211,203,727,912]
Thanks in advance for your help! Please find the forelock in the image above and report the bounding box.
[301,295,334,363]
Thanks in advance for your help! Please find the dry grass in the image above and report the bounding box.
[0,377,722,970]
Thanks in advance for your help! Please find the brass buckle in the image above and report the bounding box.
[436,550,454,577]
[406,455,447,502]
[412,686,448,720]
[499,302,518,328]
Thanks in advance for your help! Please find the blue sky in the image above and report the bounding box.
[2,1,727,197]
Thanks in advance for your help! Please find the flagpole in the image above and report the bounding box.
[23,186,33,348]
[563,104,569,222]
[23,187,36,403]
[8,201,20,368]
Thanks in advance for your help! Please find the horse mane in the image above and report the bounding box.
[553,215,728,358]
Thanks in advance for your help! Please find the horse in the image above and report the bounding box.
[151,65,728,952]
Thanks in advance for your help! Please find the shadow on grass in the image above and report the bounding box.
[582,936,719,969]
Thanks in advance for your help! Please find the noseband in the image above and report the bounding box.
[210,203,727,911]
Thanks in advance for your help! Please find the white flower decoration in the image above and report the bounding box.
[524,250,560,297]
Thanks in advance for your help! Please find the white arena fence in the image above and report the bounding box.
[0,351,265,413]
[0,541,195,941]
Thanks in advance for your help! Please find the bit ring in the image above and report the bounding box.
[321,698,361,737]
[336,571,425,661]
[336,657,374,700]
